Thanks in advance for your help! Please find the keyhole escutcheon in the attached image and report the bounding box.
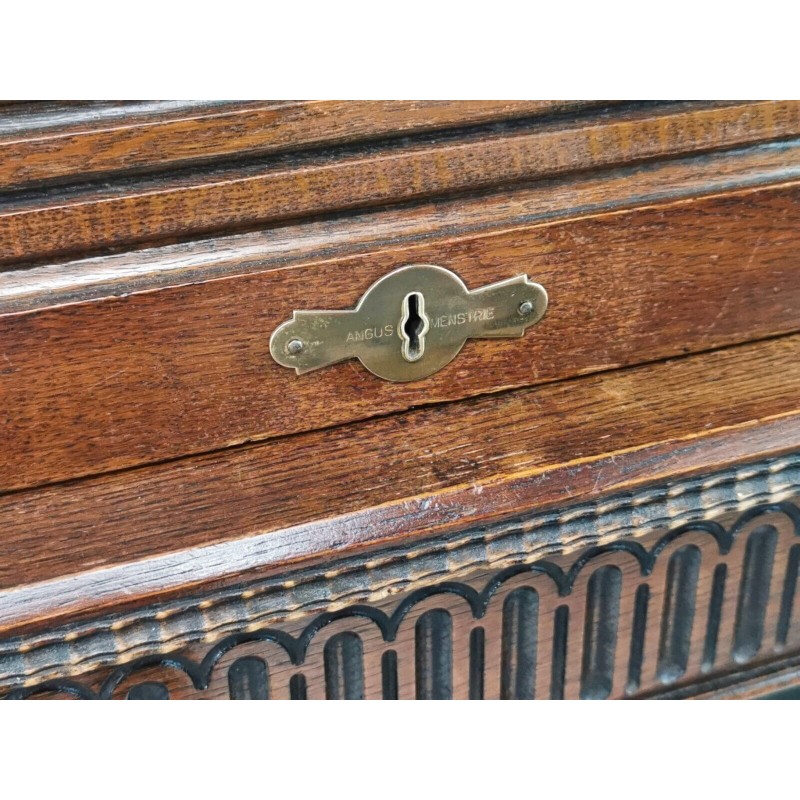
[400,291,430,362]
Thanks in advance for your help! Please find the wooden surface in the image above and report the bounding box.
[3,100,800,698]
[7,495,800,699]
[2,102,798,266]
[654,649,800,698]
[4,180,800,491]
[3,334,800,636]
[0,100,600,189]
[5,137,800,315]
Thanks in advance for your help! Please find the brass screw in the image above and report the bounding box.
[518,300,534,316]
[286,339,304,355]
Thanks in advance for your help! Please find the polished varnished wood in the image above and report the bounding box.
[4,180,800,491]
[0,100,598,190]
[6,483,800,699]
[5,138,800,314]
[1,102,798,266]
[3,100,800,699]
[2,334,800,637]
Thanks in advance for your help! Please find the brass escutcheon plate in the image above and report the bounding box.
[269,264,548,382]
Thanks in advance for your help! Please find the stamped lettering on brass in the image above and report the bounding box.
[269,264,548,382]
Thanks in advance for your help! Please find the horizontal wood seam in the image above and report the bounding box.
[640,647,800,699]
[1,328,797,499]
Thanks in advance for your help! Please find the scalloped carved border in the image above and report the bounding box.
[7,500,800,699]
[3,454,800,696]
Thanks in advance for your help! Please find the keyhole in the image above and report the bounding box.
[400,291,429,362]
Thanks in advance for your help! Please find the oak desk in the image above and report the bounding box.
[2,100,800,699]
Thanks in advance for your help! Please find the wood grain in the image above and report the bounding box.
[4,100,800,700]
[2,334,800,634]
[0,101,600,189]
[6,499,800,699]
[5,138,800,314]
[2,102,798,265]
[4,182,800,491]
[651,651,800,699]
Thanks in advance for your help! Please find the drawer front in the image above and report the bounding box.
[4,181,800,491]
[4,101,800,700]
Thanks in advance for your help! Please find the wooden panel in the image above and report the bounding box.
[1,102,798,265]
[3,334,800,634]
[4,182,800,491]
[6,498,800,699]
[5,138,800,315]
[3,100,800,701]
[0,100,596,189]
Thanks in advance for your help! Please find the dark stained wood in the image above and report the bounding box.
[0,100,601,189]
[1,101,798,265]
[653,652,800,699]
[2,334,800,634]
[6,498,800,699]
[4,181,800,491]
[3,100,800,700]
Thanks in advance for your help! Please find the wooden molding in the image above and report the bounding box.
[5,491,800,699]
[0,100,603,190]
[5,138,800,315]
[2,102,798,264]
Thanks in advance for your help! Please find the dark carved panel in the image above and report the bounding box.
[6,498,800,699]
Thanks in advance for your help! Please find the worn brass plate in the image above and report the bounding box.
[269,264,548,382]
